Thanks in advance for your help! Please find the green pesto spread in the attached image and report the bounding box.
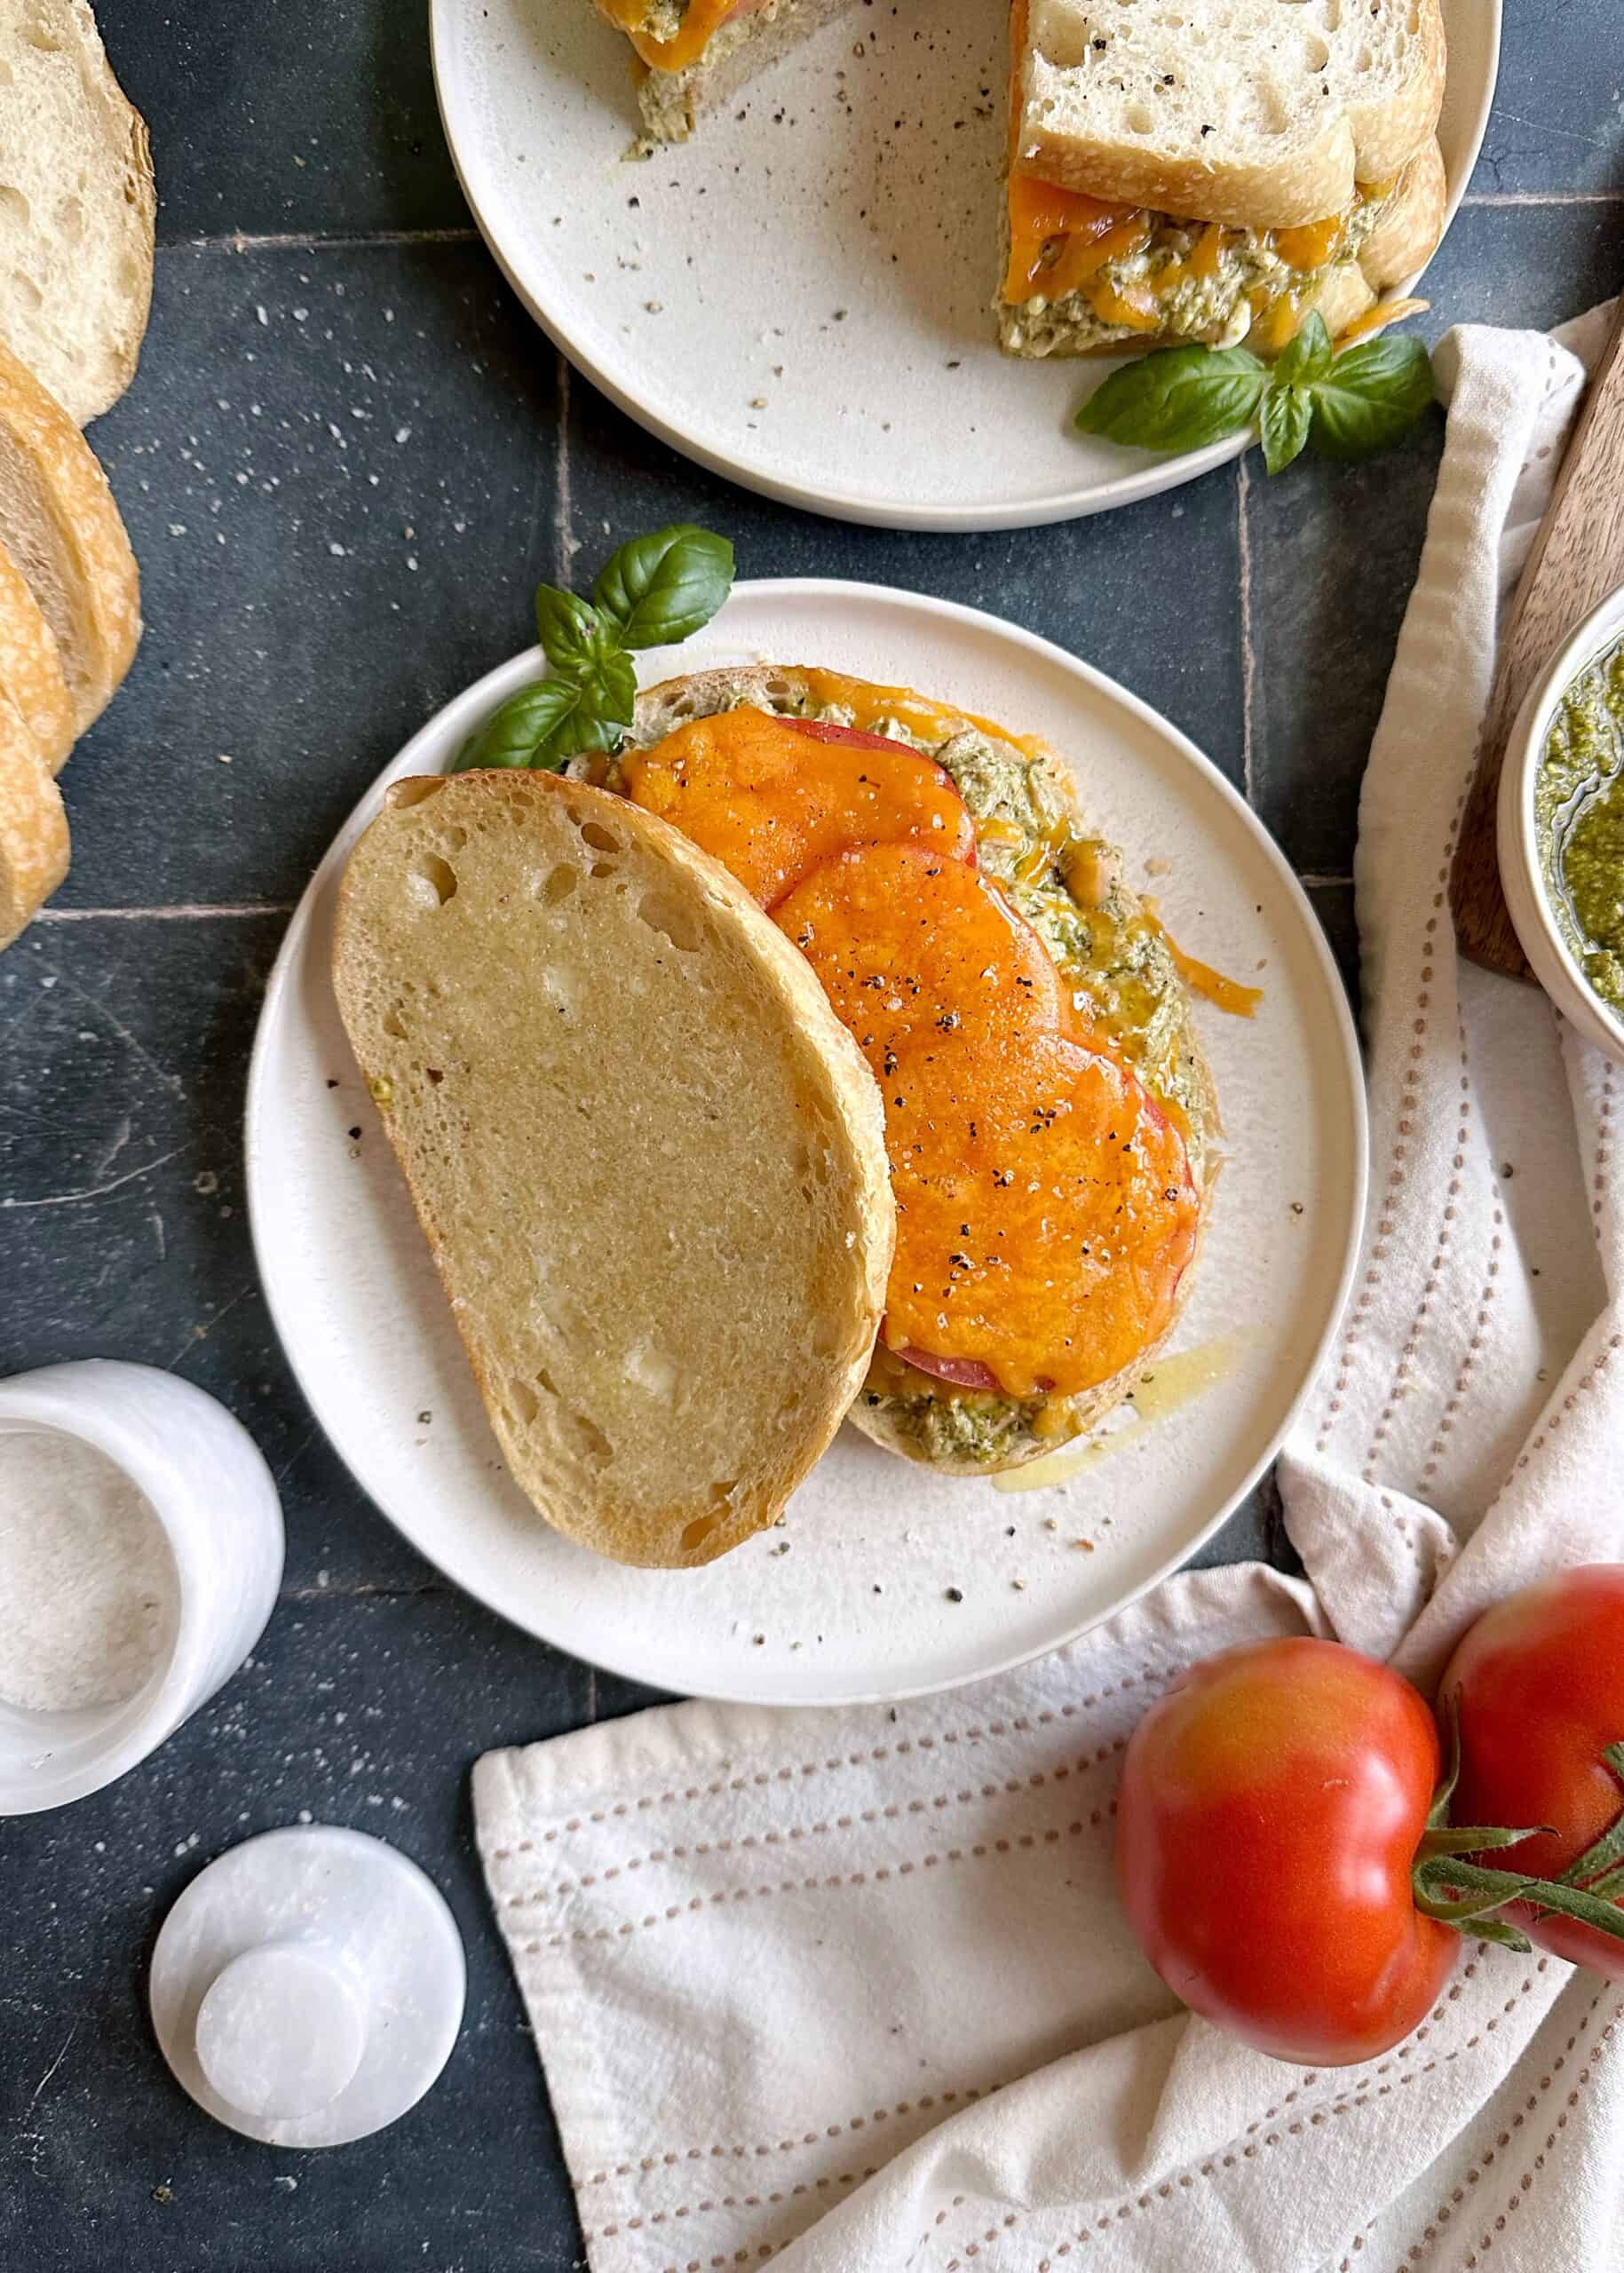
[1535,637,1624,1018]
[766,695,1208,1471]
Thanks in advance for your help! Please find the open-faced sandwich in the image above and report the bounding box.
[1001,0,1447,357]
[336,645,1236,1560]
[605,665,1224,1473]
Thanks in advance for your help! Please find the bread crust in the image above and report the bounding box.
[0,0,155,424]
[334,766,894,1568]
[1017,0,1446,231]
[0,340,140,733]
[0,687,67,949]
[628,663,1220,1477]
[0,534,72,772]
[1359,135,1448,294]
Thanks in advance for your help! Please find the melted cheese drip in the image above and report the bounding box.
[1146,916,1264,1018]
[794,667,1051,761]
[599,0,751,71]
[991,1329,1267,1491]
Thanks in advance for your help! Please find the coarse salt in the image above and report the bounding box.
[0,1433,178,1714]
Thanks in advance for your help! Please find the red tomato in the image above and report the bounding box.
[1441,1564,1624,1976]
[777,717,923,756]
[1116,1638,1458,2065]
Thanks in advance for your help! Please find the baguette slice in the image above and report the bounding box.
[1017,0,1446,231]
[0,340,140,734]
[0,532,72,772]
[0,686,67,948]
[333,766,894,1569]
[619,0,862,145]
[0,0,155,425]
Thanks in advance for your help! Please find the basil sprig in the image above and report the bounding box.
[455,524,734,772]
[1075,313,1435,476]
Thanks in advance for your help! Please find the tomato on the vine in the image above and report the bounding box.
[1441,1564,1624,1976]
[1116,1638,1460,2065]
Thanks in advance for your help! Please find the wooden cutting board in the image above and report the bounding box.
[1450,295,1624,977]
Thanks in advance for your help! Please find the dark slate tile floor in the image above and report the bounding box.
[4,4,1622,2268]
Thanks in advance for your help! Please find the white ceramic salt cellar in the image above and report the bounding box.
[150,1825,466,2145]
[0,1360,284,1814]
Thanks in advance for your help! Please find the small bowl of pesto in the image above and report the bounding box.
[1500,585,1624,1064]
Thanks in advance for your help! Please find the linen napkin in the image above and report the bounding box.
[473,305,1624,2273]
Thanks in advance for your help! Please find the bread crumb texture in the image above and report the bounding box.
[332,768,892,1568]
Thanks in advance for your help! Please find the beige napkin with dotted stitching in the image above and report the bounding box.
[473,304,1624,2273]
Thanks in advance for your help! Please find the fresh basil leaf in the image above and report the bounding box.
[584,647,638,731]
[593,525,735,649]
[1260,384,1313,476]
[453,679,583,772]
[1271,312,1333,391]
[534,585,608,676]
[1309,334,1435,461]
[1074,345,1269,455]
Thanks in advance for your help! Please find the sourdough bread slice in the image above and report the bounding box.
[0,340,139,733]
[333,767,893,1568]
[0,532,72,772]
[0,685,67,948]
[630,0,860,144]
[622,664,1219,1475]
[1017,0,1446,231]
[0,1,155,424]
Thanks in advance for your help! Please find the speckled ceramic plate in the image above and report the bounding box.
[246,581,1367,1705]
[430,0,1498,529]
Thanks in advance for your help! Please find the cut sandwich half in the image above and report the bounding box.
[590,0,861,144]
[1000,0,1447,358]
[333,767,893,1568]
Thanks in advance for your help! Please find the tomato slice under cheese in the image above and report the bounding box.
[622,706,974,910]
[773,841,1067,1071]
[880,1030,1200,1400]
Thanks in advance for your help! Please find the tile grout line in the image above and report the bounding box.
[142,189,1624,262]
[1236,455,1257,805]
[35,902,298,922]
[1299,874,1355,890]
[556,352,575,578]
[156,226,482,255]
[1462,190,1624,207]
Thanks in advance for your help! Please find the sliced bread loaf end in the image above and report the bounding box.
[0,0,155,425]
[333,767,894,1568]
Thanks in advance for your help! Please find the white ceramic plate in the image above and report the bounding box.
[431,0,1499,530]
[247,580,1367,1705]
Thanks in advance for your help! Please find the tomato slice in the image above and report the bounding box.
[621,705,974,909]
[774,841,1068,1073]
[891,1345,1002,1392]
[776,717,920,756]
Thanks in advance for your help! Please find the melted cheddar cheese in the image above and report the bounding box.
[598,0,754,72]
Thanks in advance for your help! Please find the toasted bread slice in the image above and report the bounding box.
[0,1,155,425]
[614,0,861,144]
[623,663,1219,1476]
[0,340,140,734]
[0,686,67,949]
[1016,0,1446,232]
[0,533,72,772]
[333,767,893,1567]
